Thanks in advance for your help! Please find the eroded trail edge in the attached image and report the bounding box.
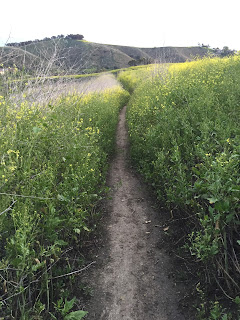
[85,106,186,320]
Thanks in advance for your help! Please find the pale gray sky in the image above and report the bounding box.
[0,0,239,50]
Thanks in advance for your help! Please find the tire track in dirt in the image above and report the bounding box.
[85,105,187,319]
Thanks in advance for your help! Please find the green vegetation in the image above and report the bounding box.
[1,40,239,319]
[0,86,129,318]
[6,34,84,47]
[119,56,240,318]
[118,64,169,93]
[1,38,212,77]
[1,65,158,93]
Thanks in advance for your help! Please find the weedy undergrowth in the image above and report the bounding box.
[121,55,240,318]
[0,64,129,318]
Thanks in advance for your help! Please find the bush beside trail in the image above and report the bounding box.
[0,87,129,318]
[117,64,168,94]
[121,56,240,318]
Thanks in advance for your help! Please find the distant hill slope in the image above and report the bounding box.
[0,46,40,71]
[0,46,60,75]
[1,39,211,75]
[142,46,210,62]
[108,45,210,63]
[16,39,133,74]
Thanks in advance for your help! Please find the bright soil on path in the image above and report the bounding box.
[84,106,188,319]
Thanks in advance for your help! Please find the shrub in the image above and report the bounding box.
[125,56,240,317]
[0,87,129,318]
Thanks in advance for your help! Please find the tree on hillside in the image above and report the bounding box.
[221,46,235,57]
[6,34,85,47]
[128,57,153,67]
[65,34,84,40]
[128,60,138,66]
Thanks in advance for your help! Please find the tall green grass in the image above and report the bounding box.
[117,64,168,93]
[0,87,129,318]
[123,56,240,318]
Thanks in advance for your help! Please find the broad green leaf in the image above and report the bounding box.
[64,310,88,320]
[33,126,42,134]
[74,228,81,234]
[234,296,240,305]
[207,197,218,204]
[54,239,68,246]
[57,194,67,201]
[63,297,76,315]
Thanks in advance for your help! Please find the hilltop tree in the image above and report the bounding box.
[6,34,85,47]
[221,46,235,57]
[65,34,84,40]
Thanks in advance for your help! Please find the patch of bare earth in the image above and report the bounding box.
[83,106,190,319]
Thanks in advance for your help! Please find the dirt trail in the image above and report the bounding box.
[85,106,187,319]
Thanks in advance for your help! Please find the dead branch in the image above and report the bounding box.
[0,200,17,216]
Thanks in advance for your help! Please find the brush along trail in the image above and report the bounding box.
[84,105,187,319]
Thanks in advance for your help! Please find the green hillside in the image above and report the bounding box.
[109,44,210,63]
[0,46,42,72]
[1,39,211,75]
[17,39,133,74]
[142,46,210,62]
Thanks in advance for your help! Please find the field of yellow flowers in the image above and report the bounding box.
[117,63,169,93]
[0,86,129,318]
[119,56,240,318]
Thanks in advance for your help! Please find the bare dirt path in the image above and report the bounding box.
[84,105,187,319]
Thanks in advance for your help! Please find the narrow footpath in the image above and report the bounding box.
[85,106,187,319]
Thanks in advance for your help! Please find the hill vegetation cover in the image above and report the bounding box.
[119,56,240,318]
[0,81,129,318]
[1,36,239,318]
[1,36,213,76]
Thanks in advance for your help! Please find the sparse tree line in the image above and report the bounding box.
[6,34,84,47]
[198,43,236,57]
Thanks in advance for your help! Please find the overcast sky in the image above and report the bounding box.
[0,0,239,50]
